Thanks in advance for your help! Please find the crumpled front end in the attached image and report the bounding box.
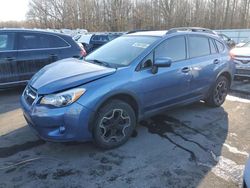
[20,85,94,142]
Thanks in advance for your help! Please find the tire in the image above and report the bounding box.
[93,99,136,149]
[205,76,230,107]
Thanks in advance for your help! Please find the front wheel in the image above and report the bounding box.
[93,100,136,149]
[205,76,230,107]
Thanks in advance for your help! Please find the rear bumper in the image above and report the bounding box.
[20,93,94,142]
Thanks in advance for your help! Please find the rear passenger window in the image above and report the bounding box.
[18,33,69,50]
[215,40,225,53]
[155,36,186,61]
[0,33,15,51]
[19,33,48,49]
[49,35,69,48]
[209,39,217,54]
[189,36,210,58]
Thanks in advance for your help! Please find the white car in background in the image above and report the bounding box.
[230,42,250,80]
[73,34,93,52]
[236,37,250,47]
[73,34,93,45]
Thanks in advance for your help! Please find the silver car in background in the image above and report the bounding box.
[230,42,250,79]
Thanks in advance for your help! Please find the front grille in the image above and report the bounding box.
[239,60,250,65]
[236,69,250,75]
[24,86,37,105]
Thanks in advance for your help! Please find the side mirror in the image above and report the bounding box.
[152,57,172,74]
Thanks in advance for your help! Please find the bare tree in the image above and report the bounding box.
[2,0,250,31]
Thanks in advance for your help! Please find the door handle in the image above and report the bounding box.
[50,54,58,58]
[213,59,220,64]
[5,57,15,61]
[49,54,58,61]
[181,67,190,73]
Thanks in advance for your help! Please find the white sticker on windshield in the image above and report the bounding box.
[132,43,150,48]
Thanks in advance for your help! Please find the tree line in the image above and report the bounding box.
[1,0,250,31]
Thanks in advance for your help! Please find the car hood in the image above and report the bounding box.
[30,58,116,94]
[235,43,246,48]
[231,47,250,57]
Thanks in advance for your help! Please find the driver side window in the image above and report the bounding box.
[138,36,186,71]
[155,36,186,62]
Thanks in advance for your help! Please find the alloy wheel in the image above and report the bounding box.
[214,79,228,105]
[99,109,131,143]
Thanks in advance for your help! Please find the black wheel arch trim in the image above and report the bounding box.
[216,70,233,87]
[205,70,232,100]
[87,90,141,132]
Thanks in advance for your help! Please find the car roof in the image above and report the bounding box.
[0,28,69,37]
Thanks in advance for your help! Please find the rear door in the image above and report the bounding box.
[187,35,219,96]
[16,32,61,81]
[0,32,18,85]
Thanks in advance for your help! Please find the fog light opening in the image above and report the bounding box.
[59,126,66,134]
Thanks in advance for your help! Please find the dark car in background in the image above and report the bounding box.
[74,32,123,53]
[0,29,84,88]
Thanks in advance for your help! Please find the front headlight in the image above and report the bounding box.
[40,88,86,107]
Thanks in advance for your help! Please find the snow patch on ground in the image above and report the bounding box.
[223,143,249,157]
[211,156,244,186]
[226,95,250,103]
[199,151,245,186]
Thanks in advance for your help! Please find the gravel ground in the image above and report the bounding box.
[0,81,249,188]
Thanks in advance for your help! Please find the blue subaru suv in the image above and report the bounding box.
[21,28,235,149]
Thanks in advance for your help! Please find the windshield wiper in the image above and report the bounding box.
[87,59,111,68]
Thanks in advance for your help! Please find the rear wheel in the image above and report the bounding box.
[205,76,229,107]
[93,99,136,149]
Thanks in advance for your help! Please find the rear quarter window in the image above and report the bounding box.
[189,36,210,58]
[209,39,217,54]
[49,35,69,48]
[215,40,225,53]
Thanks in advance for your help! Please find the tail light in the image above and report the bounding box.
[229,51,235,59]
[80,48,87,57]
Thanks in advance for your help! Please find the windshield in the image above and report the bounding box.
[85,36,158,66]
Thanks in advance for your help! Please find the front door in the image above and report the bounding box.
[133,36,193,113]
[0,32,18,85]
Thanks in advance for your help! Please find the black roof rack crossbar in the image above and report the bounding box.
[166,27,217,35]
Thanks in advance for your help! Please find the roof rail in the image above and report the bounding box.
[127,29,152,34]
[166,27,217,35]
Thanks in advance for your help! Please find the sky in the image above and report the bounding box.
[0,0,29,21]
